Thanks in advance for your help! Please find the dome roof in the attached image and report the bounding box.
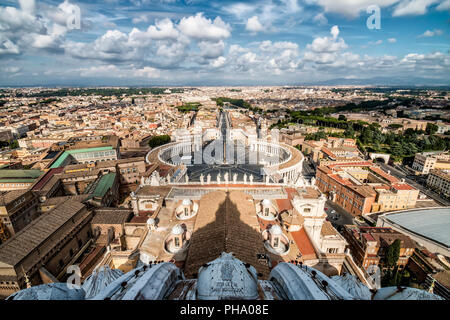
[182,199,192,206]
[146,218,155,225]
[373,287,444,300]
[262,199,271,207]
[8,283,85,300]
[270,224,282,235]
[171,225,184,235]
[82,266,124,299]
[331,274,372,300]
[197,252,258,300]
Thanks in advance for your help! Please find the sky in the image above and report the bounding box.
[0,0,449,86]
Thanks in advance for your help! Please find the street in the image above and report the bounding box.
[324,200,370,230]
[378,162,450,206]
[302,155,316,179]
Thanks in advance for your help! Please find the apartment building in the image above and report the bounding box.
[412,152,450,174]
[427,169,450,198]
[342,225,415,270]
[316,162,419,215]
[301,137,362,164]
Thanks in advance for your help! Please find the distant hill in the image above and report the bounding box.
[308,76,450,87]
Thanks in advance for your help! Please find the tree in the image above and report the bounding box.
[338,114,347,121]
[148,135,171,148]
[9,140,19,149]
[426,123,439,135]
[385,239,401,269]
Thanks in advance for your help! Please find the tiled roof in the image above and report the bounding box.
[0,189,28,206]
[369,166,399,183]
[31,167,64,191]
[184,190,270,278]
[0,170,44,179]
[50,146,114,168]
[391,183,416,191]
[91,173,116,198]
[92,208,132,225]
[321,221,339,237]
[290,227,317,259]
[0,200,86,266]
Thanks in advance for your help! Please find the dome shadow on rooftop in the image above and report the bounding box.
[183,190,283,280]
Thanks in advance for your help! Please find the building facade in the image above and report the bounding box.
[342,225,415,270]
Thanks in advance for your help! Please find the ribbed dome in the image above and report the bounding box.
[270,224,282,235]
[197,252,258,300]
[182,199,192,206]
[262,199,271,207]
[171,225,184,235]
[146,218,155,226]
[8,283,85,300]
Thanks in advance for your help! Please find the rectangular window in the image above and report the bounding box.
[273,237,279,248]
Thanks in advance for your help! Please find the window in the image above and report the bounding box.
[304,208,311,213]
[174,237,180,248]
[264,207,270,216]
[184,207,189,217]
[273,236,279,248]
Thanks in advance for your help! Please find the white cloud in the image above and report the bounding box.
[370,40,383,45]
[393,0,439,16]
[306,0,399,18]
[2,66,21,73]
[0,0,85,55]
[313,12,328,25]
[419,29,444,37]
[133,66,161,78]
[246,16,265,33]
[0,36,20,55]
[77,64,161,79]
[198,40,225,59]
[330,25,339,39]
[210,56,226,68]
[178,13,231,41]
[222,3,255,19]
[388,38,397,43]
[306,0,446,17]
[64,12,233,70]
[307,25,347,53]
[146,18,180,40]
[280,0,302,13]
[18,0,35,15]
[437,0,450,10]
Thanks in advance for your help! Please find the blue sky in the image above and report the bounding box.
[0,0,449,86]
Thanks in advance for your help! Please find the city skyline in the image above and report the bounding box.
[1,0,450,86]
